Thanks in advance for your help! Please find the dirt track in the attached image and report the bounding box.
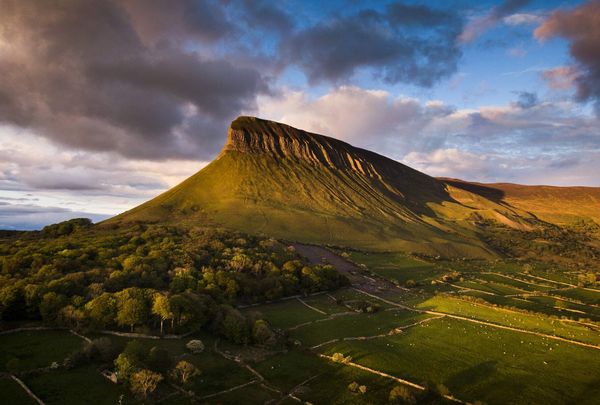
[292,243,396,293]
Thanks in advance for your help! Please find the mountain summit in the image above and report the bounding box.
[109,116,600,258]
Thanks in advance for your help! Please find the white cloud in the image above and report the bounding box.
[255,86,457,155]
[0,126,205,223]
[255,86,600,186]
[503,13,543,26]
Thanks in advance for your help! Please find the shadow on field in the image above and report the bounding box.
[446,360,497,388]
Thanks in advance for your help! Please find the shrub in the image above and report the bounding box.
[170,360,200,385]
[252,319,276,345]
[389,385,416,404]
[130,369,163,399]
[186,339,205,354]
[331,352,351,364]
[114,353,137,383]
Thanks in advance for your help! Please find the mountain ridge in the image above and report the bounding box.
[107,116,600,258]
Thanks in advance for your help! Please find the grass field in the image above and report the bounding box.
[320,317,600,404]
[0,377,38,405]
[290,309,433,347]
[0,330,82,372]
[343,251,443,283]
[252,349,426,404]
[300,293,352,314]
[23,366,134,405]
[416,295,600,345]
[552,288,600,305]
[242,298,328,329]
[454,279,527,295]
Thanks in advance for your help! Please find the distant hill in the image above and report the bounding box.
[441,179,600,227]
[107,117,600,259]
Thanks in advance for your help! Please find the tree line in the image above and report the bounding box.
[0,220,349,342]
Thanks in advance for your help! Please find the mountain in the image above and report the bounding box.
[108,116,600,258]
[443,179,600,227]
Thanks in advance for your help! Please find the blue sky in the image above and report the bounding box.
[1,0,599,229]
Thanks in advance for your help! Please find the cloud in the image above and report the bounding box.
[0,202,109,231]
[403,148,600,186]
[503,13,543,26]
[513,91,539,109]
[235,0,295,35]
[403,148,496,179]
[459,0,532,43]
[120,0,233,46]
[541,66,579,90]
[0,0,270,160]
[281,3,463,87]
[256,86,600,186]
[0,127,204,216]
[255,86,457,152]
[535,1,600,113]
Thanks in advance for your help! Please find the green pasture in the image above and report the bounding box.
[0,330,82,372]
[321,317,600,405]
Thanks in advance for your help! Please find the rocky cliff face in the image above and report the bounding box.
[223,116,435,186]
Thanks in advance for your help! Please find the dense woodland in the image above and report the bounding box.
[0,219,348,343]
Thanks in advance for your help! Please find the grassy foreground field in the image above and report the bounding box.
[320,317,600,404]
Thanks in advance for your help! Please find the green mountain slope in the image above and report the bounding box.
[108,117,600,258]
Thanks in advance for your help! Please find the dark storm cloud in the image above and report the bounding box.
[120,0,232,45]
[386,2,454,26]
[237,0,295,35]
[495,0,532,17]
[536,1,600,114]
[514,91,539,109]
[281,2,463,87]
[459,0,532,43]
[0,0,270,160]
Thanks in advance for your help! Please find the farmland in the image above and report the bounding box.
[1,246,598,404]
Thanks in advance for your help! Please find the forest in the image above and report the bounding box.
[0,218,349,342]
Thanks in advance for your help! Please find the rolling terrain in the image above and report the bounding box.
[109,116,600,260]
[2,117,599,404]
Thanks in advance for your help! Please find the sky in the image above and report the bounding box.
[1,0,600,230]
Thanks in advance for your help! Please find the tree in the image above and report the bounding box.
[389,385,416,404]
[222,307,250,344]
[85,293,116,329]
[170,360,200,385]
[39,292,67,323]
[114,353,136,383]
[116,288,149,332]
[152,293,173,334]
[58,304,84,328]
[130,369,163,400]
[252,319,275,345]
